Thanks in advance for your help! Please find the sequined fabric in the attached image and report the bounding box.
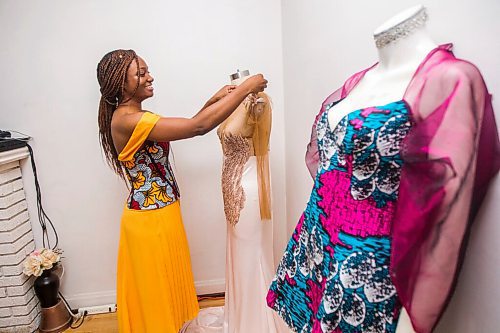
[220,135,251,226]
[303,45,499,332]
[268,101,409,333]
[374,7,428,48]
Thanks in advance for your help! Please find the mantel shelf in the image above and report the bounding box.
[0,147,29,166]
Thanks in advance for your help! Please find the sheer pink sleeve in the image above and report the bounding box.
[305,67,376,177]
[305,87,342,177]
[392,47,500,333]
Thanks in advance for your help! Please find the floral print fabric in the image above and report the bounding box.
[267,101,411,332]
[122,141,179,210]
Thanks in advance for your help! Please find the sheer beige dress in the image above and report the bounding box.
[217,93,286,333]
[181,93,287,333]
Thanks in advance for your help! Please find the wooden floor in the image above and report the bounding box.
[70,297,224,332]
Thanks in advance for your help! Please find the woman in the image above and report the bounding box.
[96,49,267,333]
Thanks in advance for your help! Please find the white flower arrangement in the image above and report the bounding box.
[22,248,62,277]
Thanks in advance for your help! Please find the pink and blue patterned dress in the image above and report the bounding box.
[267,100,412,332]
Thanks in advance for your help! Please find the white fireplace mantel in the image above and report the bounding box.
[0,147,29,169]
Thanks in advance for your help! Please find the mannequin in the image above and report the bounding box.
[329,5,436,129]
[217,69,287,333]
[268,4,498,333]
[179,70,278,332]
[331,9,431,332]
[181,71,286,333]
[217,69,272,229]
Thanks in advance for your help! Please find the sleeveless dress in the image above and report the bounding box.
[116,112,199,332]
[267,100,411,333]
[297,46,500,333]
[182,93,288,333]
[219,94,288,333]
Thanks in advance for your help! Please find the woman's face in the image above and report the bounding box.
[123,56,154,102]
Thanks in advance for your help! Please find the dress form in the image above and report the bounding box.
[181,71,283,332]
[218,71,285,332]
[329,6,433,333]
[276,4,498,332]
[328,5,437,129]
[230,69,250,86]
[217,70,266,141]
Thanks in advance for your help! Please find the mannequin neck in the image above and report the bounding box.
[230,69,251,86]
[376,27,436,70]
[373,5,436,71]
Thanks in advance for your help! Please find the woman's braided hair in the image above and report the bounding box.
[97,49,140,179]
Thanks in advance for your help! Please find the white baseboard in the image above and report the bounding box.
[194,278,225,295]
[63,279,225,309]
[63,290,116,310]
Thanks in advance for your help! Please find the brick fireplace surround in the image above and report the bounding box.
[0,147,40,332]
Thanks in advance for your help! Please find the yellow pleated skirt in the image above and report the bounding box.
[117,200,199,332]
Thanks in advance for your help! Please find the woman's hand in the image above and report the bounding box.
[240,74,268,94]
[212,85,237,102]
[202,85,237,109]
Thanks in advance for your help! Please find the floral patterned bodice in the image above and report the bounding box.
[122,140,180,210]
[317,100,412,207]
[267,100,413,332]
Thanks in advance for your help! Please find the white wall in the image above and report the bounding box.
[1,0,499,331]
[281,1,500,332]
[0,0,287,308]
